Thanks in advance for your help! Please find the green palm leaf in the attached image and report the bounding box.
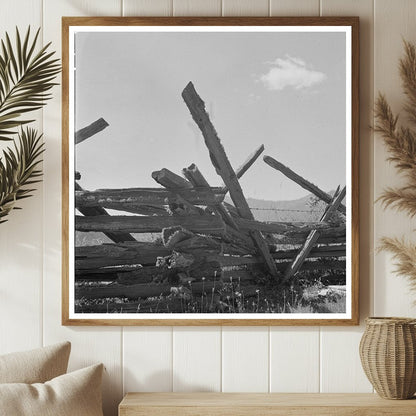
[0,127,44,223]
[0,27,60,141]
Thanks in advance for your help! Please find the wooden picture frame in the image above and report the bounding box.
[62,16,359,326]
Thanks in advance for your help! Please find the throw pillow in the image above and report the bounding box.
[0,341,71,384]
[0,363,104,416]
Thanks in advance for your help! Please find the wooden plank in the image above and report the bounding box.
[270,328,320,393]
[270,0,319,16]
[222,328,269,392]
[173,328,221,392]
[263,155,346,215]
[285,187,346,279]
[173,0,222,16]
[75,187,225,212]
[45,4,124,415]
[75,117,109,144]
[182,82,278,277]
[0,0,43,355]
[123,328,173,393]
[222,0,269,16]
[373,0,416,317]
[321,328,373,393]
[123,0,172,16]
[119,392,416,416]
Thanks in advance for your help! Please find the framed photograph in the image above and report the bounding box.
[62,17,359,326]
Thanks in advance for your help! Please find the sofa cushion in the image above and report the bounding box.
[0,342,71,384]
[0,363,104,416]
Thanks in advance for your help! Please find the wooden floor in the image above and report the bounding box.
[119,392,416,416]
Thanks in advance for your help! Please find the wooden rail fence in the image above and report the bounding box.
[73,82,347,308]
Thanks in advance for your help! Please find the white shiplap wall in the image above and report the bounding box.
[1,0,415,415]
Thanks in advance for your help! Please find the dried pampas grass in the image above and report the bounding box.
[378,237,416,295]
[376,40,416,296]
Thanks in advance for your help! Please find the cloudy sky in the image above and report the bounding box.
[74,29,346,201]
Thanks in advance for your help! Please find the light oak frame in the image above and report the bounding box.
[62,17,359,326]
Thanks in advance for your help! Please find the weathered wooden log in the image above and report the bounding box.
[75,281,215,299]
[76,264,147,275]
[183,163,238,229]
[75,236,251,271]
[161,226,195,248]
[75,213,339,238]
[117,261,221,285]
[236,218,334,234]
[75,272,118,281]
[182,82,278,277]
[75,118,109,145]
[222,224,256,252]
[75,182,137,243]
[222,144,265,193]
[168,234,220,252]
[75,242,171,270]
[75,280,262,300]
[216,245,346,266]
[273,244,346,259]
[152,168,204,216]
[223,259,346,275]
[275,233,346,245]
[283,223,345,238]
[285,186,347,279]
[75,187,225,212]
[76,214,224,235]
[152,168,193,189]
[117,267,160,284]
[264,155,346,215]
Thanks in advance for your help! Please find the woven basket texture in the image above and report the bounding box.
[359,317,416,399]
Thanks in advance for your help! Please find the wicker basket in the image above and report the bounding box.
[359,317,416,399]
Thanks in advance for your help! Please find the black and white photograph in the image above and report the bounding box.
[64,19,358,324]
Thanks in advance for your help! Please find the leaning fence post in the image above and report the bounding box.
[182,81,278,278]
[284,186,346,280]
[264,155,346,215]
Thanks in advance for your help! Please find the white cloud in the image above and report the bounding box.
[260,55,327,91]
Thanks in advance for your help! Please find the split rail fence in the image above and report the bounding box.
[74,82,346,312]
